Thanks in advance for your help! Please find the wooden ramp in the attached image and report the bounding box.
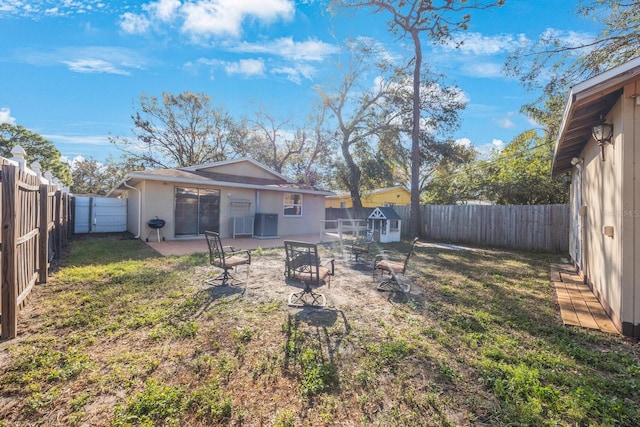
[551,262,618,334]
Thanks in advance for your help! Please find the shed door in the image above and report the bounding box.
[174,187,220,236]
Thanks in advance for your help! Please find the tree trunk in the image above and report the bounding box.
[410,30,422,238]
[342,139,363,208]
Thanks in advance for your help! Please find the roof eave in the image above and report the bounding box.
[552,57,640,176]
[107,172,333,196]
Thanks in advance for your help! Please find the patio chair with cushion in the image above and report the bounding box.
[349,231,374,264]
[205,231,251,286]
[284,240,335,307]
[372,237,419,293]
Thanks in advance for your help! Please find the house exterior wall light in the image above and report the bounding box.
[592,120,613,161]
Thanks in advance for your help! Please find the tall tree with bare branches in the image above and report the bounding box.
[315,38,407,208]
[331,0,504,237]
[110,91,245,169]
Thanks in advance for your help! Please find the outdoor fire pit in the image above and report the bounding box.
[146,217,166,242]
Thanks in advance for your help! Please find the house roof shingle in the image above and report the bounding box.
[107,158,333,197]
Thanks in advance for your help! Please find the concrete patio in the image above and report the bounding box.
[144,232,344,256]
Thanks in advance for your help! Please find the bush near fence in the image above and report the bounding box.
[326,204,570,253]
[0,147,70,340]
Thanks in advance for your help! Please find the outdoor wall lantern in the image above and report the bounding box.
[592,118,613,161]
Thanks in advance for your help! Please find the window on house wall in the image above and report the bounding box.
[340,201,346,208]
[284,193,303,217]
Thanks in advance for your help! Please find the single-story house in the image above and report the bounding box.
[325,185,410,208]
[107,158,334,241]
[553,56,640,338]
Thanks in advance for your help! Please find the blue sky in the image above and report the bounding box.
[0,0,597,167]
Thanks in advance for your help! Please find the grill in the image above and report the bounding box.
[146,217,165,242]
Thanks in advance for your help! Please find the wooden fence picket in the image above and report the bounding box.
[0,162,69,340]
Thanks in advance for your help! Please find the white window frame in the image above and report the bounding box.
[284,192,303,217]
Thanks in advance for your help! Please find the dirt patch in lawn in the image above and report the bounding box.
[1,240,443,426]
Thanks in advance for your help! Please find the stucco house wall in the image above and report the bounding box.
[578,100,623,327]
[555,58,640,337]
[109,158,333,241]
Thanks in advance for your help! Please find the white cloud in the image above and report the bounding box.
[63,58,131,75]
[495,113,515,129]
[541,28,595,53]
[144,0,180,22]
[272,63,316,84]
[230,37,339,61]
[120,12,151,34]
[120,0,295,39]
[19,46,149,75]
[192,57,267,78]
[492,139,504,148]
[0,107,16,125]
[455,138,472,148]
[223,58,265,76]
[182,0,294,38]
[464,61,504,78]
[43,133,111,146]
[0,0,115,18]
[449,32,527,56]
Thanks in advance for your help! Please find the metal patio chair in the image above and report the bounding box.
[284,240,335,307]
[349,230,374,264]
[372,237,419,293]
[205,231,251,286]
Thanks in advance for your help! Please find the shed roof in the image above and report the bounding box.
[552,57,640,176]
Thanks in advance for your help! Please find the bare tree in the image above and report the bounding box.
[71,156,144,195]
[331,0,504,236]
[315,38,406,208]
[246,109,301,173]
[110,91,244,169]
[243,105,334,186]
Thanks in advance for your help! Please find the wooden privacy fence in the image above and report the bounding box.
[0,157,70,340]
[327,204,570,252]
[419,204,570,252]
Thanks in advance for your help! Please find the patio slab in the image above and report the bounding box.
[144,232,343,256]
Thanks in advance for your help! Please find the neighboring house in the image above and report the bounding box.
[553,56,640,338]
[107,158,333,241]
[325,185,410,208]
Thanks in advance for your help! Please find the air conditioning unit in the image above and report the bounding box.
[254,213,278,238]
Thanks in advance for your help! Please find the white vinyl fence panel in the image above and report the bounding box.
[74,196,127,233]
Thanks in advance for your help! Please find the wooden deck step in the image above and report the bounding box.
[550,264,618,335]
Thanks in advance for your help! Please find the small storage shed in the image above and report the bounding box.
[367,207,401,243]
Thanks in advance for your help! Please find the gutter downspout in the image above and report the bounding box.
[122,179,142,239]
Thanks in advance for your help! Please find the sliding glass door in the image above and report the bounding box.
[174,187,220,236]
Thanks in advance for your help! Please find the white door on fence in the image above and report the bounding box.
[74,196,127,233]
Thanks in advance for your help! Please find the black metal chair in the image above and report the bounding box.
[284,240,334,307]
[205,231,251,286]
[349,230,374,264]
[372,237,419,293]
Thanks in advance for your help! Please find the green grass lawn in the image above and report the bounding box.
[0,236,638,426]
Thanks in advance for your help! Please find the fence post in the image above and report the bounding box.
[1,164,18,339]
[39,184,49,284]
[55,190,62,259]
